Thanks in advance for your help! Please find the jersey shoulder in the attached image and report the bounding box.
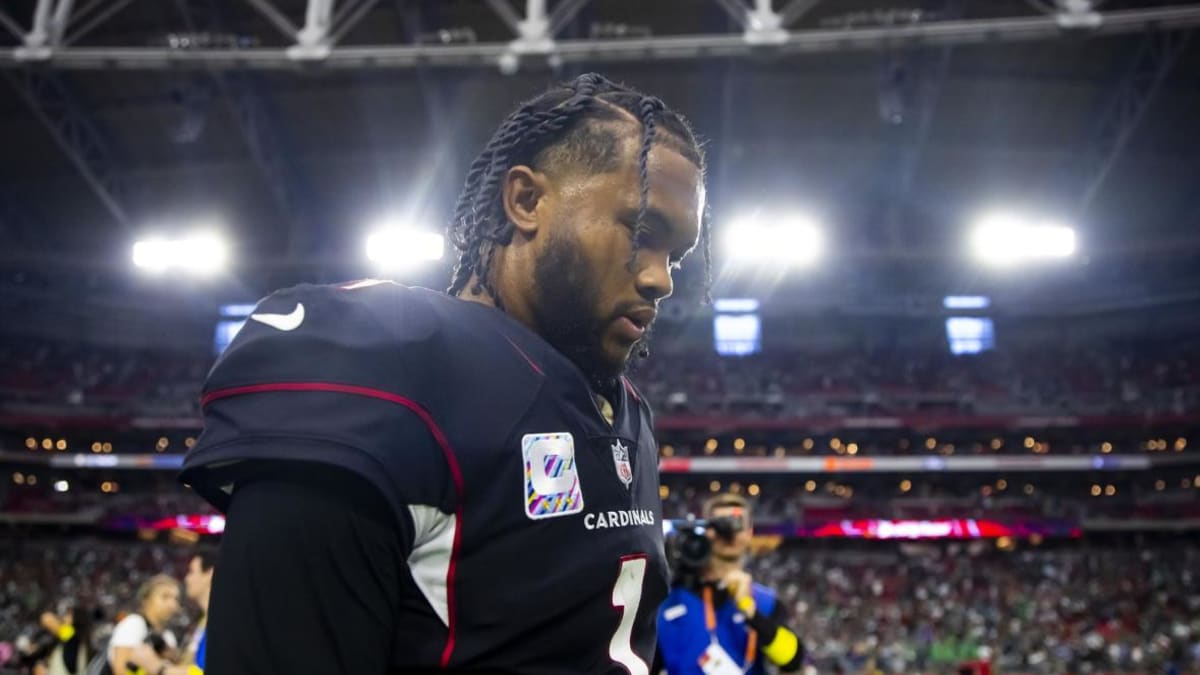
[183,281,469,516]
[205,279,441,394]
[183,281,537,517]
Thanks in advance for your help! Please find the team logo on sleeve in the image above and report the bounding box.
[522,432,584,520]
[611,440,633,488]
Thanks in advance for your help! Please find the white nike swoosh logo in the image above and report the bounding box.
[250,303,305,331]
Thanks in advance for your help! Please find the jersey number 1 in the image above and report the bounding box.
[610,555,649,675]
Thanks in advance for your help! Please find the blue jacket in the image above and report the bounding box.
[195,629,205,670]
[657,583,778,675]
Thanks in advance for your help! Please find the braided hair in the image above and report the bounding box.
[447,73,710,304]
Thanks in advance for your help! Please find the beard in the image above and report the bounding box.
[531,227,652,387]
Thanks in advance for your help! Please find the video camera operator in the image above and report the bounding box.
[656,493,803,675]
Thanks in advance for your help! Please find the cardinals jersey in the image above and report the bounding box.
[181,280,667,674]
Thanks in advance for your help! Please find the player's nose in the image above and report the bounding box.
[634,250,673,302]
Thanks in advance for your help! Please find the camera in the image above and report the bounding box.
[8,629,59,668]
[664,515,744,588]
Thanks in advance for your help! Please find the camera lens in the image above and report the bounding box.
[674,525,713,570]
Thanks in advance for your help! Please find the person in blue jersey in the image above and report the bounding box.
[179,552,211,673]
[179,72,710,674]
[657,493,804,675]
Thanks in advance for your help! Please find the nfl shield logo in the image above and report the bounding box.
[611,440,633,488]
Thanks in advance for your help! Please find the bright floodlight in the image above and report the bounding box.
[943,295,991,310]
[132,232,229,275]
[53,480,69,492]
[365,226,445,269]
[723,213,823,266]
[713,298,760,313]
[970,213,1076,267]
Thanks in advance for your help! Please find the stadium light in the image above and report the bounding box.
[713,298,760,313]
[943,295,990,310]
[969,212,1077,267]
[722,212,823,267]
[365,224,445,270]
[132,231,229,275]
[53,480,69,493]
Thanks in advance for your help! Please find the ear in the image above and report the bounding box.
[502,165,550,237]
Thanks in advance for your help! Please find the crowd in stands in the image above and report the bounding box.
[1,326,1197,672]
[657,434,1193,457]
[1,484,214,520]
[0,537,201,672]
[1,536,1196,674]
[0,339,207,419]
[747,540,1200,673]
[4,463,1197,521]
[2,334,1199,421]
[634,338,1200,420]
[659,473,1200,526]
[3,468,207,505]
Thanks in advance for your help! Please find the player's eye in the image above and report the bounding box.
[623,220,653,247]
[622,215,684,271]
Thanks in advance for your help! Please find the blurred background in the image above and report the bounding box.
[1,0,1199,673]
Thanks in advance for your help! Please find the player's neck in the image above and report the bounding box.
[458,272,614,395]
[455,276,496,308]
[457,273,536,332]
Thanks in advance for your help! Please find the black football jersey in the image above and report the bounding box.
[181,280,668,674]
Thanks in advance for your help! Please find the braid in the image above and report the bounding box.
[446,73,710,306]
[448,79,614,299]
[629,96,663,271]
[456,94,604,300]
[572,72,606,97]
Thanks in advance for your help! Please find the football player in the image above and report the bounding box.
[181,72,710,674]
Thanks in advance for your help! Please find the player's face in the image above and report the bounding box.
[145,584,181,624]
[184,557,212,604]
[533,137,703,383]
[707,505,753,562]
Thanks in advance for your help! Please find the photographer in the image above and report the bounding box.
[657,493,803,675]
[100,575,181,675]
[38,602,93,675]
[125,552,214,675]
[11,601,93,675]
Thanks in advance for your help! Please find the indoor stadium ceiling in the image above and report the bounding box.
[0,0,1198,300]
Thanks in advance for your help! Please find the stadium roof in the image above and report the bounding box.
[0,0,1198,301]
